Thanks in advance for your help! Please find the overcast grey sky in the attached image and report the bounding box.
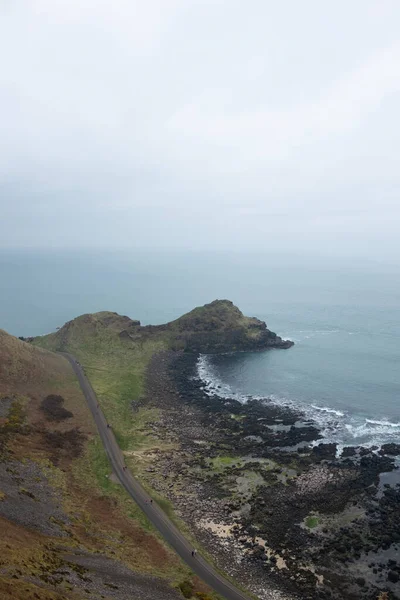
[1,0,400,258]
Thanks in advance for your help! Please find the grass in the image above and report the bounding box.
[305,515,319,529]
[124,406,162,450]
[0,576,71,600]
[35,317,167,452]
[75,435,156,533]
[207,456,238,472]
[230,413,246,421]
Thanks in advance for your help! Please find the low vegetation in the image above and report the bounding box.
[305,515,319,529]
[1,330,216,599]
[34,312,167,449]
[43,428,86,463]
[32,301,290,456]
[40,394,73,421]
[179,579,194,598]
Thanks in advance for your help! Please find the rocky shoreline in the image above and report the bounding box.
[137,351,400,600]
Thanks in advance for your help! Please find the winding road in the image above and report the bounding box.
[63,353,252,600]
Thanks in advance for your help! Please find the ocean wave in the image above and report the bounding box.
[343,421,400,447]
[365,419,400,427]
[197,354,241,401]
[196,354,400,450]
[311,405,345,417]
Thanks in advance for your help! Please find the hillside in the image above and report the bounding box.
[0,331,213,600]
[35,299,293,354]
[33,301,292,452]
[163,300,293,352]
[0,328,74,396]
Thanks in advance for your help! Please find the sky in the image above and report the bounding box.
[1,0,400,259]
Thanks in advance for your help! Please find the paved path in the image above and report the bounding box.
[63,353,252,600]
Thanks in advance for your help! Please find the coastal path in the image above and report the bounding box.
[62,352,253,600]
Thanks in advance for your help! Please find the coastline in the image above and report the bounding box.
[134,350,400,600]
[197,352,400,453]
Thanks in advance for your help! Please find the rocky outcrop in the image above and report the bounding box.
[160,300,294,353]
[379,443,400,456]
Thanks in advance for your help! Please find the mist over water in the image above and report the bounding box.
[1,248,399,448]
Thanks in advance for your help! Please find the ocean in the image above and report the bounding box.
[1,248,400,449]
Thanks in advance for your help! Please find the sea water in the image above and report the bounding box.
[1,248,399,448]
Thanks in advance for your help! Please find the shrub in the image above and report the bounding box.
[305,515,319,528]
[178,580,194,598]
[44,428,86,463]
[40,395,73,421]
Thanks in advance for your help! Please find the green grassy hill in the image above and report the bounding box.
[35,299,293,355]
[33,312,167,449]
[33,300,292,450]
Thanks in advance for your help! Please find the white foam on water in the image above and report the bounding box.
[197,354,242,401]
[196,354,400,450]
[283,329,341,341]
[365,419,400,427]
[311,405,345,417]
[344,420,400,439]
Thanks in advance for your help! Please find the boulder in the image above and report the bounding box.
[379,443,400,456]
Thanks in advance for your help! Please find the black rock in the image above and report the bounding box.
[380,443,400,456]
[341,447,357,457]
[312,443,337,460]
[388,570,399,583]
